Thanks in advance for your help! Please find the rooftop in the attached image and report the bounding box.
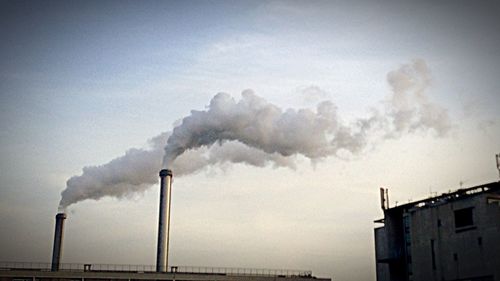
[374,181,500,224]
[389,181,500,212]
[0,261,318,279]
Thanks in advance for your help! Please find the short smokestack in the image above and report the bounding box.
[51,212,67,271]
[156,169,173,272]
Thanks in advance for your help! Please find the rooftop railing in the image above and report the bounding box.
[0,262,312,277]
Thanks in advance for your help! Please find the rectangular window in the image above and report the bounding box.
[454,207,474,228]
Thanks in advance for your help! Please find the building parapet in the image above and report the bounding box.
[387,181,500,213]
[0,262,313,278]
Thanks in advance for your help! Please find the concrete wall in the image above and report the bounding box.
[374,209,407,281]
[409,193,500,281]
[375,226,390,281]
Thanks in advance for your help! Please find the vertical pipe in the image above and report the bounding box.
[156,169,173,272]
[51,213,67,271]
[385,188,389,209]
[496,153,500,179]
[379,187,385,210]
[166,171,173,271]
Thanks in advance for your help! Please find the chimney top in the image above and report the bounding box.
[56,213,67,219]
[159,169,173,177]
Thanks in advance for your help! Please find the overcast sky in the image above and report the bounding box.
[1,1,499,281]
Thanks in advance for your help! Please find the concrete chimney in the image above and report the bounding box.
[156,169,173,272]
[51,212,67,271]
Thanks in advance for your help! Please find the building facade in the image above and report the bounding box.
[374,181,500,281]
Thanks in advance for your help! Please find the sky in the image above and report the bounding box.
[1,1,500,280]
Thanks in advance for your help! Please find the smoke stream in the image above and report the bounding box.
[59,59,452,209]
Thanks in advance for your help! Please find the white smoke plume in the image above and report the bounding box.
[162,90,344,167]
[58,59,452,209]
[59,133,297,209]
[385,59,452,137]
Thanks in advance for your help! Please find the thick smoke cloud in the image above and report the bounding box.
[163,91,342,166]
[59,59,452,209]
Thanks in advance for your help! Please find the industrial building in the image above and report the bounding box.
[374,181,500,281]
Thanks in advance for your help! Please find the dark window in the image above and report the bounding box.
[454,207,473,228]
[437,219,442,227]
[478,237,482,246]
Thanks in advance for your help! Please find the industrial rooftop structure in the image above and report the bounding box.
[0,262,329,281]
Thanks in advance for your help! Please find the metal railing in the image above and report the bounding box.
[171,266,311,277]
[0,262,312,277]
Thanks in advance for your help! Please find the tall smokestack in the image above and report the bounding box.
[156,169,173,272]
[51,213,67,271]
